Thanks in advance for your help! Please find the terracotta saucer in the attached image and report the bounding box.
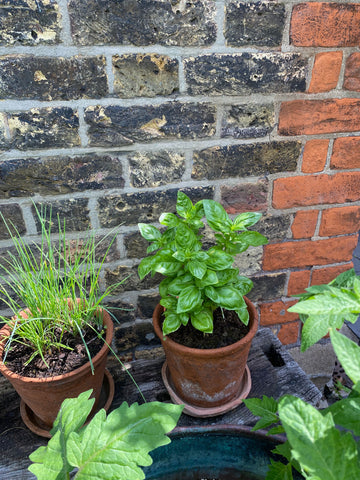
[20,368,115,438]
[161,361,252,418]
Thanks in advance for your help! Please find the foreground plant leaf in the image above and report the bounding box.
[330,329,360,384]
[278,396,360,480]
[243,395,279,431]
[29,391,183,480]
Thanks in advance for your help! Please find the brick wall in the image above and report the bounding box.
[0,1,359,357]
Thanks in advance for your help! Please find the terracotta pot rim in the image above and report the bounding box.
[0,308,113,385]
[153,296,258,357]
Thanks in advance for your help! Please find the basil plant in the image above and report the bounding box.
[138,192,268,335]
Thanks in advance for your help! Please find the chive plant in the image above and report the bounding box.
[0,205,124,372]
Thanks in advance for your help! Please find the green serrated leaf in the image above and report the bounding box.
[330,330,360,384]
[138,223,162,241]
[325,394,360,437]
[266,460,294,480]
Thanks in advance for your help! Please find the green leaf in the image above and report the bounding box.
[236,231,268,247]
[330,330,360,384]
[215,268,239,286]
[244,396,279,431]
[195,269,218,288]
[162,313,183,335]
[29,390,95,480]
[206,249,234,270]
[167,274,193,295]
[266,460,294,480]
[138,223,162,241]
[176,191,193,218]
[234,276,253,296]
[175,224,198,251]
[66,401,183,480]
[138,256,154,280]
[205,285,245,310]
[300,314,332,352]
[203,199,232,233]
[191,308,213,333]
[153,251,182,276]
[177,285,202,313]
[278,396,360,480]
[159,277,171,297]
[160,297,177,310]
[192,251,209,262]
[188,260,207,279]
[325,394,360,437]
[235,307,249,325]
[159,212,179,228]
[232,212,262,230]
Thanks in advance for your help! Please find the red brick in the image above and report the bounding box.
[278,322,300,345]
[272,172,360,209]
[311,264,353,285]
[309,52,343,93]
[291,210,318,239]
[263,235,357,271]
[288,270,311,296]
[260,300,298,326]
[331,137,360,169]
[319,206,360,236]
[290,3,360,47]
[279,99,360,136]
[302,139,329,173]
[344,53,360,92]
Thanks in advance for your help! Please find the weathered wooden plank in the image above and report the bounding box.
[0,328,322,478]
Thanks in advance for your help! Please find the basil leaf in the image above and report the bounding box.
[191,309,213,333]
[203,199,232,233]
[232,212,262,230]
[205,286,245,310]
[138,256,154,280]
[162,313,182,335]
[188,260,207,279]
[159,212,179,228]
[138,223,162,241]
[177,286,202,313]
[176,191,193,218]
[206,249,234,270]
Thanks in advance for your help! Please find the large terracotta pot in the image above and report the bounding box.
[153,297,258,413]
[0,308,113,429]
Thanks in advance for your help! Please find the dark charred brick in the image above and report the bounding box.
[85,103,216,147]
[124,231,150,259]
[33,199,90,233]
[98,186,214,228]
[221,180,268,214]
[68,0,216,46]
[248,273,287,302]
[114,321,160,352]
[192,142,301,180]
[225,1,285,47]
[104,299,136,324]
[138,292,161,319]
[0,55,108,100]
[253,214,292,243]
[113,54,179,98]
[184,53,307,95]
[0,154,124,198]
[0,0,61,46]
[129,150,185,188]
[0,203,25,240]
[105,264,162,294]
[221,104,275,139]
[2,108,80,151]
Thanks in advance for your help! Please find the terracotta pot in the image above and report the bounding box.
[153,297,258,409]
[0,308,113,429]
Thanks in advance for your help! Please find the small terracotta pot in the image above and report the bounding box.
[0,308,113,429]
[153,297,258,409]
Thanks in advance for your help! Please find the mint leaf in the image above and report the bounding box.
[330,330,360,384]
[244,396,279,431]
[266,460,293,480]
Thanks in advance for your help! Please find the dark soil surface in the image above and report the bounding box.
[3,326,104,378]
[167,308,250,349]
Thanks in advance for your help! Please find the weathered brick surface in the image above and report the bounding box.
[221,180,268,214]
[184,53,307,95]
[138,292,161,319]
[344,53,360,91]
[128,151,185,188]
[0,154,124,198]
[192,142,300,180]
[0,0,61,46]
[98,186,214,228]
[331,137,360,169]
[113,54,178,98]
[273,172,360,209]
[0,108,80,151]
[308,52,342,93]
[279,99,360,136]
[105,264,161,294]
[302,139,329,173]
[68,0,216,46]
[33,199,91,233]
[319,206,360,236]
[247,273,287,302]
[287,270,311,296]
[291,210,319,239]
[124,231,150,259]
[260,300,298,326]
[114,322,160,353]
[85,103,216,147]
[221,103,275,139]
[263,236,357,271]
[277,322,300,345]
[0,55,108,100]
[253,214,292,244]
[225,1,285,47]
[311,264,353,286]
[290,3,360,47]
[0,204,25,239]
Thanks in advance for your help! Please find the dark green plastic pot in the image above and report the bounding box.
[144,425,303,480]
